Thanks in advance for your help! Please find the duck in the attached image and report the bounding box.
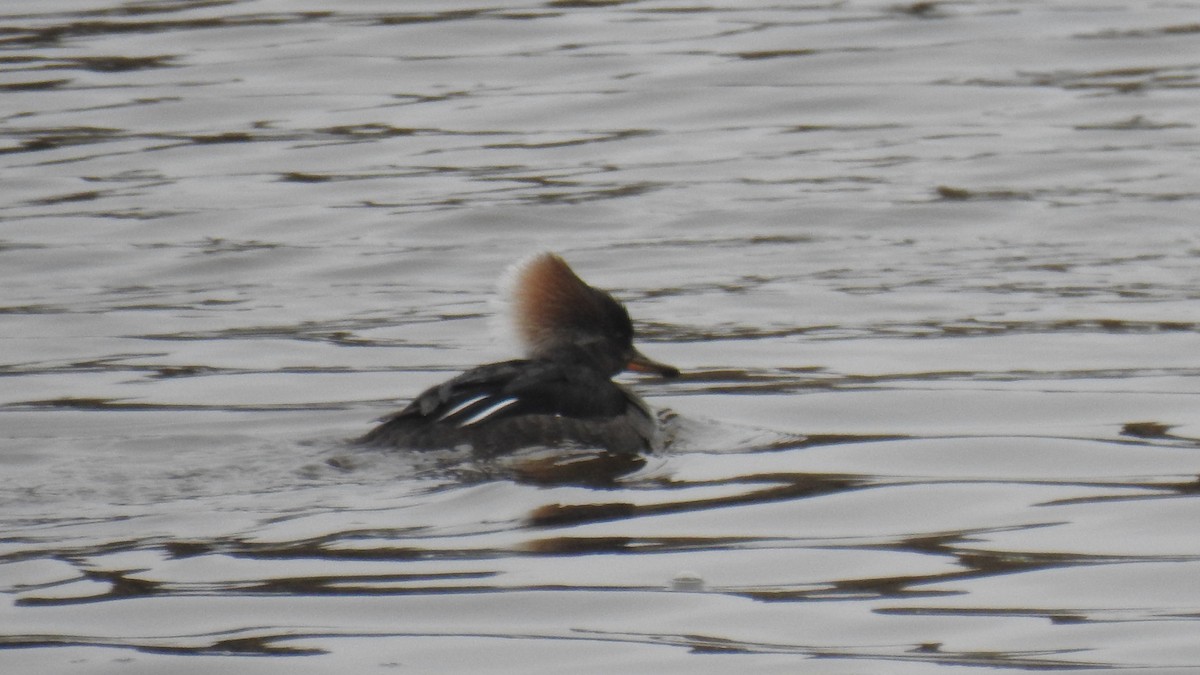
[358,252,678,455]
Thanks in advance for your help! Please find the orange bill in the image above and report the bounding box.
[626,348,680,378]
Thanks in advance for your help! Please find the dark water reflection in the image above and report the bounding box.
[4,1,1200,673]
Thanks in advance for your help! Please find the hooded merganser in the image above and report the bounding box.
[358,252,679,455]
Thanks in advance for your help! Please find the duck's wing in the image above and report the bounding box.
[378,360,631,430]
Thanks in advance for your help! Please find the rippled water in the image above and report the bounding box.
[4,1,1200,672]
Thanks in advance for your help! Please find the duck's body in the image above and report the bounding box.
[358,253,677,455]
[357,358,659,455]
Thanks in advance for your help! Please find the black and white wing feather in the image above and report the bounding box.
[358,359,647,452]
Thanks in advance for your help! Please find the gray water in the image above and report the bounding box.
[4,1,1200,672]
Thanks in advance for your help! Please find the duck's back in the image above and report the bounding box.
[358,360,657,455]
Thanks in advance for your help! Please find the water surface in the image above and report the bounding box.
[3,1,1200,672]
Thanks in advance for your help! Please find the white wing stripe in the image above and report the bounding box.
[459,398,520,427]
[435,394,490,422]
